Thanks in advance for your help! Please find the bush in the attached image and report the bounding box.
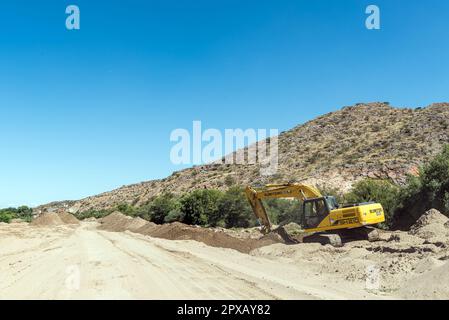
[179,189,223,226]
[74,209,112,220]
[217,187,255,228]
[344,179,400,228]
[0,211,15,223]
[116,203,137,216]
[393,145,449,228]
[224,175,235,187]
[0,206,33,223]
[137,193,181,224]
[419,145,449,211]
[164,209,184,223]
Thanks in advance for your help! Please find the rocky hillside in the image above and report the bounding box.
[35,102,449,214]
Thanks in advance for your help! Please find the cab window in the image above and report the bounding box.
[304,199,328,217]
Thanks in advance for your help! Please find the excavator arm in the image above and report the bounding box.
[245,184,323,232]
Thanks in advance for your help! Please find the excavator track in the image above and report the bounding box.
[338,226,381,242]
[301,226,381,247]
[302,232,343,247]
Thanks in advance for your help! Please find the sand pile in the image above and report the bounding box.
[125,217,151,232]
[409,209,449,240]
[99,212,149,232]
[398,259,449,299]
[98,212,130,231]
[31,212,79,226]
[98,213,285,253]
[140,222,255,253]
[135,222,158,234]
[57,212,80,225]
[145,222,289,253]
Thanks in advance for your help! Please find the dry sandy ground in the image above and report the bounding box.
[0,221,384,300]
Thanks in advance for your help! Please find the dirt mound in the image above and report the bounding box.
[409,209,449,240]
[99,212,147,232]
[31,213,64,226]
[57,212,80,225]
[98,213,288,253]
[98,211,129,231]
[398,260,449,299]
[133,222,285,253]
[31,212,79,226]
[135,222,157,234]
[125,217,150,232]
[140,222,251,253]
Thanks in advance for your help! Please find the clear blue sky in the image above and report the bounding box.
[1,0,449,207]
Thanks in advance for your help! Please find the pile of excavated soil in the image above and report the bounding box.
[31,212,79,226]
[409,209,449,240]
[57,212,80,225]
[98,213,285,253]
[398,259,449,299]
[139,222,256,253]
[252,233,449,295]
[125,217,152,232]
[213,227,263,240]
[135,222,158,234]
[99,212,150,232]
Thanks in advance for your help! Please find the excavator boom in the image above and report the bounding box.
[245,183,322,232]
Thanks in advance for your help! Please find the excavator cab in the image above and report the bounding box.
[302,196,339,229]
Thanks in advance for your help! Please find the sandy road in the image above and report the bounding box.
[0,222,384,300]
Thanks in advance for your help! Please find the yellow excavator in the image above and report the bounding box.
[245,183,385,247]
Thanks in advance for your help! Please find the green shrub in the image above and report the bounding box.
[224,175,235,187]
[116,203,137,216]
[0,206,33,223]
[164,209,184,223]
[393,145,449,228]
[180,189,223,226]
[216,187,255,228]
[0,211,15,223]
[137,193,181,224]
[74,209,112,220]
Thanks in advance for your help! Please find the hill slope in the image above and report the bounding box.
[36,102,449,214]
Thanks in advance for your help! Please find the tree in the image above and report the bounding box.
[217,187,255,228]
[393,145,449,229]
[0,206,33,223]
[0,211,15,223]
[179,189,223,226]
[116,203,137,216]
[419,145,449,210]
[138,193,181,224]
